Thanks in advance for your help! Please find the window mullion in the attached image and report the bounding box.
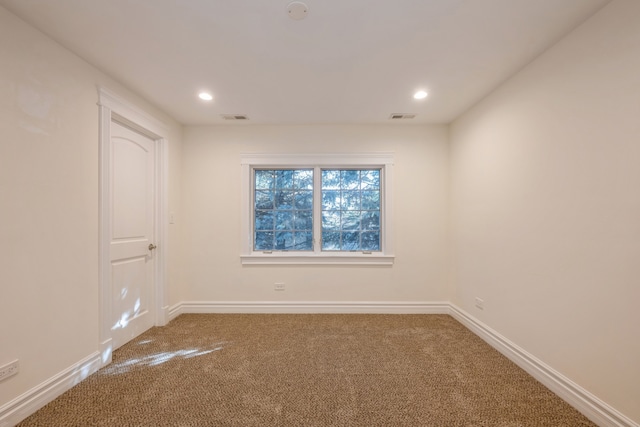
[250,167,256,253]
[313,166,322,253]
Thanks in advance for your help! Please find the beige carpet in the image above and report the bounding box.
[18,314,596,426]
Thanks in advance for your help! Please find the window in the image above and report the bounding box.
[254,169,314,251]
[241,154,394,265]
[321,169,381,251]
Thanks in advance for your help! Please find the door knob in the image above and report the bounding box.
[148,243,157,251]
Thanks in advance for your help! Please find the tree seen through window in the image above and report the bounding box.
[253,168,381,252]
[254,169,313,251]
[321,169,380,251]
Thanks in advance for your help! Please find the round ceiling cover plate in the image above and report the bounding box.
[287,1,308,20]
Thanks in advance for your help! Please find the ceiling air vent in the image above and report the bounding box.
[389,113,416,120]
[221,114,249,121]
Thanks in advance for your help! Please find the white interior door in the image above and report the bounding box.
[110,121,156,350]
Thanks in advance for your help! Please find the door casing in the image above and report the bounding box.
[98,87,168,366]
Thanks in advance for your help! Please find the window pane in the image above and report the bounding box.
[342,231,360,250]
[254,169,313,251]
[341,211,360,230]
[360,170,380,189]
[322,211,340,231]
[275,211,294,230]
[294,232,313,250]
[322,231,341,250]
[255,190,274,209]
[321,168,381,252]
[275,231,293,250]
[295,190,313,210]
[255,170,274,190]
[361,190,379,210]
[255,231,274,250]
[341,170,360,189]
[255,210,274,230]
[275,170,294,189]
[322,190,341,210]
[294,210,313,230]
[321,170,340,189]
[361,211,380,230]
[294,170,313,189]
[341,190,361,210]
[275,190,294,210]
[361,231,380,251]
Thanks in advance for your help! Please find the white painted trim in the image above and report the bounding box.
[0,352,101,427]
[97,102,113,366]
[154,132,170,327]
[177,301,449,314]
[240,152,395,166]
[168,302,184,322]
[99,338,113,366]
[240,254,395,265]
[97,87,168,136]
[448,305,639,427]
[240,152,395,263]
[97,86,169,366]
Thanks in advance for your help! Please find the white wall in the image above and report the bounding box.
[450,0,640,423]
[0,6,183,412]
[4,0,639,424]
[181,125,449,304]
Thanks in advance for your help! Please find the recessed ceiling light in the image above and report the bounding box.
[413,90,428,100]
[198,92,213,101]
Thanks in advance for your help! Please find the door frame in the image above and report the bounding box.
[97,87,168,366]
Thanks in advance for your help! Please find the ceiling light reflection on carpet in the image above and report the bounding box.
[198,92,213,101]
[413,90,428,100]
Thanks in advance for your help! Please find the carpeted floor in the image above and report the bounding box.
[17,314,596,426]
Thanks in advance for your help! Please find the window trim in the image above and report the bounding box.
[240,153,395,265]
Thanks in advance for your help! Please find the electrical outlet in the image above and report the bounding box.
[475,297,484,310]
[0,360,19,382]
[274,282,285,291]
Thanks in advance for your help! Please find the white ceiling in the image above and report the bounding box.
[1,0,609,125]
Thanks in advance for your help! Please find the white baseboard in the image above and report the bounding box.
[0,351,101,427]
[177,300,450,314]
[158,305,171,326]
[168,302,183,322]
[99,338,113,367]
[448,305,638,427]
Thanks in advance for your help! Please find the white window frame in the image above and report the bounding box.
[241,153,395,265]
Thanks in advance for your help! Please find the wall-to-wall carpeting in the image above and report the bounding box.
[18,314,595,426]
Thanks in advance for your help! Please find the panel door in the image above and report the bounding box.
[110,121,155,349]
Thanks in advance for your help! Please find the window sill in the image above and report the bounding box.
[240,253,395,266]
